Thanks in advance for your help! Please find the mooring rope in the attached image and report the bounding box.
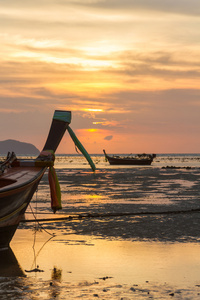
[21,207,200,223]
[28,192,55,236]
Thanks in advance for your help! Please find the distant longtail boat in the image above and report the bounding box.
[103,149,156,165]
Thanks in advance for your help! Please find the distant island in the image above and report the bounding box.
[0,139,40,155]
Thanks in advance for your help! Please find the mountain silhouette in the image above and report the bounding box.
[0,139,40,155]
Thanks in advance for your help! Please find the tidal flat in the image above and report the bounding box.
[2,154,200,299]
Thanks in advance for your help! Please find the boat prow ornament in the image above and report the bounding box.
[0,110,95,249]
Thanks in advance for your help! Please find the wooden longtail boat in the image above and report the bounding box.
[103,149,156,165]
[0,110,95,250]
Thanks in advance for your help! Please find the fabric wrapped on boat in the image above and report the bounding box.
[38,150,62,213]
[48,166,62,213]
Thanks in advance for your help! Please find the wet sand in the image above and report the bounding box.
[2,162,200,299]
[26,166,200,242]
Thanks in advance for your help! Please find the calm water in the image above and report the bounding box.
[2,153,200,299]
[3,153,200,168]
[55,153,200,169]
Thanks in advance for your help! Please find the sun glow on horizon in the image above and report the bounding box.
[87,128,98,132]
[1,1,200,153]
[81,42,124,57]
[83,108,104,112]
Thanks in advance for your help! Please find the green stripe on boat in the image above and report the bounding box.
[67,126,96,172]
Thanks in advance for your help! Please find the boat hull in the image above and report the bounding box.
[107,157,153,165]
[0,110,72,248]
[0,169,45,249]
[103,150,154,165]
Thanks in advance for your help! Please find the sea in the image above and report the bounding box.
[2,153,200,299]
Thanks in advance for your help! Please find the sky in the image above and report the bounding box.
[1,0,200,154]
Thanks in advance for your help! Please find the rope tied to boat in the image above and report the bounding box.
[38,150,61,213]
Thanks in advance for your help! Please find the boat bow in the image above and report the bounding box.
[0,110,95,249]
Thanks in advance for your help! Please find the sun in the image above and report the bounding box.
[83,108,104,112]
[87,129,97,132]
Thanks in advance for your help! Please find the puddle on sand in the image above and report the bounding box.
[10,229,200,287]
[0,229,198,299]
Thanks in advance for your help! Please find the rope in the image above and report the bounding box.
[21,207,200,223]
[28,193,55,236]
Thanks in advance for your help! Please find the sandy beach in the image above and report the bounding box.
[2,154,200,299]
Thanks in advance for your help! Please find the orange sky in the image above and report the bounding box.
[0,1,200,154]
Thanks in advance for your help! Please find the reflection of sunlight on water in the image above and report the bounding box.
[61,194,111,206]
[176,179,196,187]
[3,231,200,299]
[158,179,195,188]
[11,230,200,288]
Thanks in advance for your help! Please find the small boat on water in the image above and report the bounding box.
[103,149,156,165]
[0,110,95,250]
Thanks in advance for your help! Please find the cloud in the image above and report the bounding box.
[0,87,200,153]
[70,0,200,16]
[0,0,200,153]
[104,135,113,141]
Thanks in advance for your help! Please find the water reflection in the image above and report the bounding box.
[3,230,200,299]
[49,267,62,298]
[0,247,24,277]
[51,266,62,281]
